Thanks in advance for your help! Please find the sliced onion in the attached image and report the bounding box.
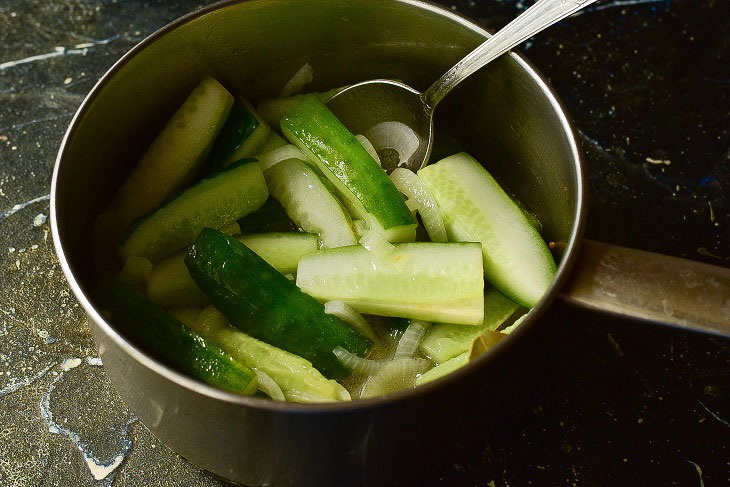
[394,320,430,359]
[278,63,313,98]
[389,168,448,242]
[355,134,381,165]
[359,358,431,399]
[359,229,396,261]
[325,300,378,341]
[254,370,285,401]
[404,198,420,213]
[258,144,307,171]
[501,314,527,334]
[333,346,386,375]
[364,121,420,168]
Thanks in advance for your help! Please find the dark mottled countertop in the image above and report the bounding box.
[1,0,728,485]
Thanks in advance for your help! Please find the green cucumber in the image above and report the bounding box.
[185,228,373,379]
[119,159,268,262]
[112,76,233,225]
[265,157,357,248]
[238,197,297,234]
[189,306,350,402]
[96,281,257,396]
[146,251,210,309]
[415,352,468,386]
[296,242,485,325]
[238,232,318,273]
[257,87,342,129]
[146,232,318,309]
[204,96,269,172]
[117,256,153,287]
[169,307,202,327]
[418,153,556,307]
[256,131,288,154]
[280,95,417,242]
[419,287,520,364]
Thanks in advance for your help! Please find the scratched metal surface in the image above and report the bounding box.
[0,0,728,485]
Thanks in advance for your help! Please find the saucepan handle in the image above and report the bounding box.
[559,239,730,337]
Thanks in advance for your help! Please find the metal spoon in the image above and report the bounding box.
[326,0,598,172]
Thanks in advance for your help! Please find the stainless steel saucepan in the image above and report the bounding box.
[50,0,730,485]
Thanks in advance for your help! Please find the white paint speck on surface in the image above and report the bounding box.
[39,361,137,482]
[86,356,103,366]
[0,362,55,397]
[0,194,50,221]
[85,453,125,480]
[645,157,671,165]
[33,213,47,226]
[60,357,82,371]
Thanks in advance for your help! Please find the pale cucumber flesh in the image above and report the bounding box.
[415,352,468,386]
[265,158,357,248]
[418,153,556,307]
[256,131,289,155]
[296,242,484,325]
[419,287,520,364]
[112,76,233,225]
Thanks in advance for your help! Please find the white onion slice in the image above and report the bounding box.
[355,134,381,165]
[325,300,377,341]
[404,198,420,213]
[258,144,307,171]
[254,370,285,401]
[364,121,420,168]
[359,229,396,260]
[278,62,313,98]
[359,357,431,399]
[394,320,430,359]
[333,346,386,375]
[389,168,448,242]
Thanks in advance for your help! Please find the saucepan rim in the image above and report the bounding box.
[50,0,586,413]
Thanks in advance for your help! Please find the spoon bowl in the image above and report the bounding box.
[326,80,433,172]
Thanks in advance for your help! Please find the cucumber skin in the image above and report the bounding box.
[146,232,318,309]
[280,95,416,233]
[112,76,233,225]
[203,97,260,173]
[265,158,358,249]
[119,159,268,262]
[238,197,298,234]
[96,281,257,396]
[185,228,372,379]
[257,87,343,129]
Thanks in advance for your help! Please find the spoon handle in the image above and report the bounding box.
[424,0,598,109]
